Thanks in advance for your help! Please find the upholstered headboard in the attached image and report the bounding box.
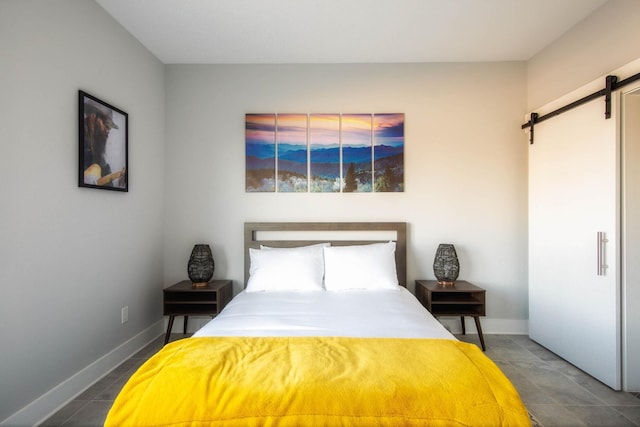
[244,222,407,287]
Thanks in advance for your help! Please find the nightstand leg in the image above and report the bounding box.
[460,316,466,335]
[474,316,486,351]
[183,316,188,334]
[165,315,175,345]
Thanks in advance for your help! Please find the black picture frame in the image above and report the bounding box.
[78,90,128,192]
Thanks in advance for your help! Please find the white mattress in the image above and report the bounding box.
[193,287,455,339]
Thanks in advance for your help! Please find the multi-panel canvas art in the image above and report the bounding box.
[246,113,404,193]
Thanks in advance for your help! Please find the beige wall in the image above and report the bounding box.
[163,62,529,333]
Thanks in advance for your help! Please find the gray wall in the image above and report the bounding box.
[0,1,165,424]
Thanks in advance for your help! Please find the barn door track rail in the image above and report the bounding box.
[523,72,640,144]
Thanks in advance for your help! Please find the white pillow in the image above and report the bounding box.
[323,242,399,290]
[246,245,326,292]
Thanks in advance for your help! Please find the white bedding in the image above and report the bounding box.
[194,287,455,339]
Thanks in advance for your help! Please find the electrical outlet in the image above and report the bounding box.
[121,306,129,324]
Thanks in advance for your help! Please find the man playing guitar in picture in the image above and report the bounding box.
[82,99,126,188]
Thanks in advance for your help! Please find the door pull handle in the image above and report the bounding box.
[597,231,609,276]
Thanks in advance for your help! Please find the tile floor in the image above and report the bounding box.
[458,334,640,427]
[39,334,640,426]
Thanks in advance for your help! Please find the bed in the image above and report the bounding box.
[105,222,531,426]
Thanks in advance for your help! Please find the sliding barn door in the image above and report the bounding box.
[529,97,621,389]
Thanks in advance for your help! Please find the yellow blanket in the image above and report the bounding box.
[105,337,530,426]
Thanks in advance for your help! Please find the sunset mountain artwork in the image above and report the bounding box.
[246,113,404,193]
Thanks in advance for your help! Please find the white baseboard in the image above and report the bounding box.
[438,317,528,335]
[1,320,163,427]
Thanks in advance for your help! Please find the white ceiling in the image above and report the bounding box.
[96,0,608,64]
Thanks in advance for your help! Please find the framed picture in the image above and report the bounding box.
[78,90,128,191]
[246,113,404,193]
